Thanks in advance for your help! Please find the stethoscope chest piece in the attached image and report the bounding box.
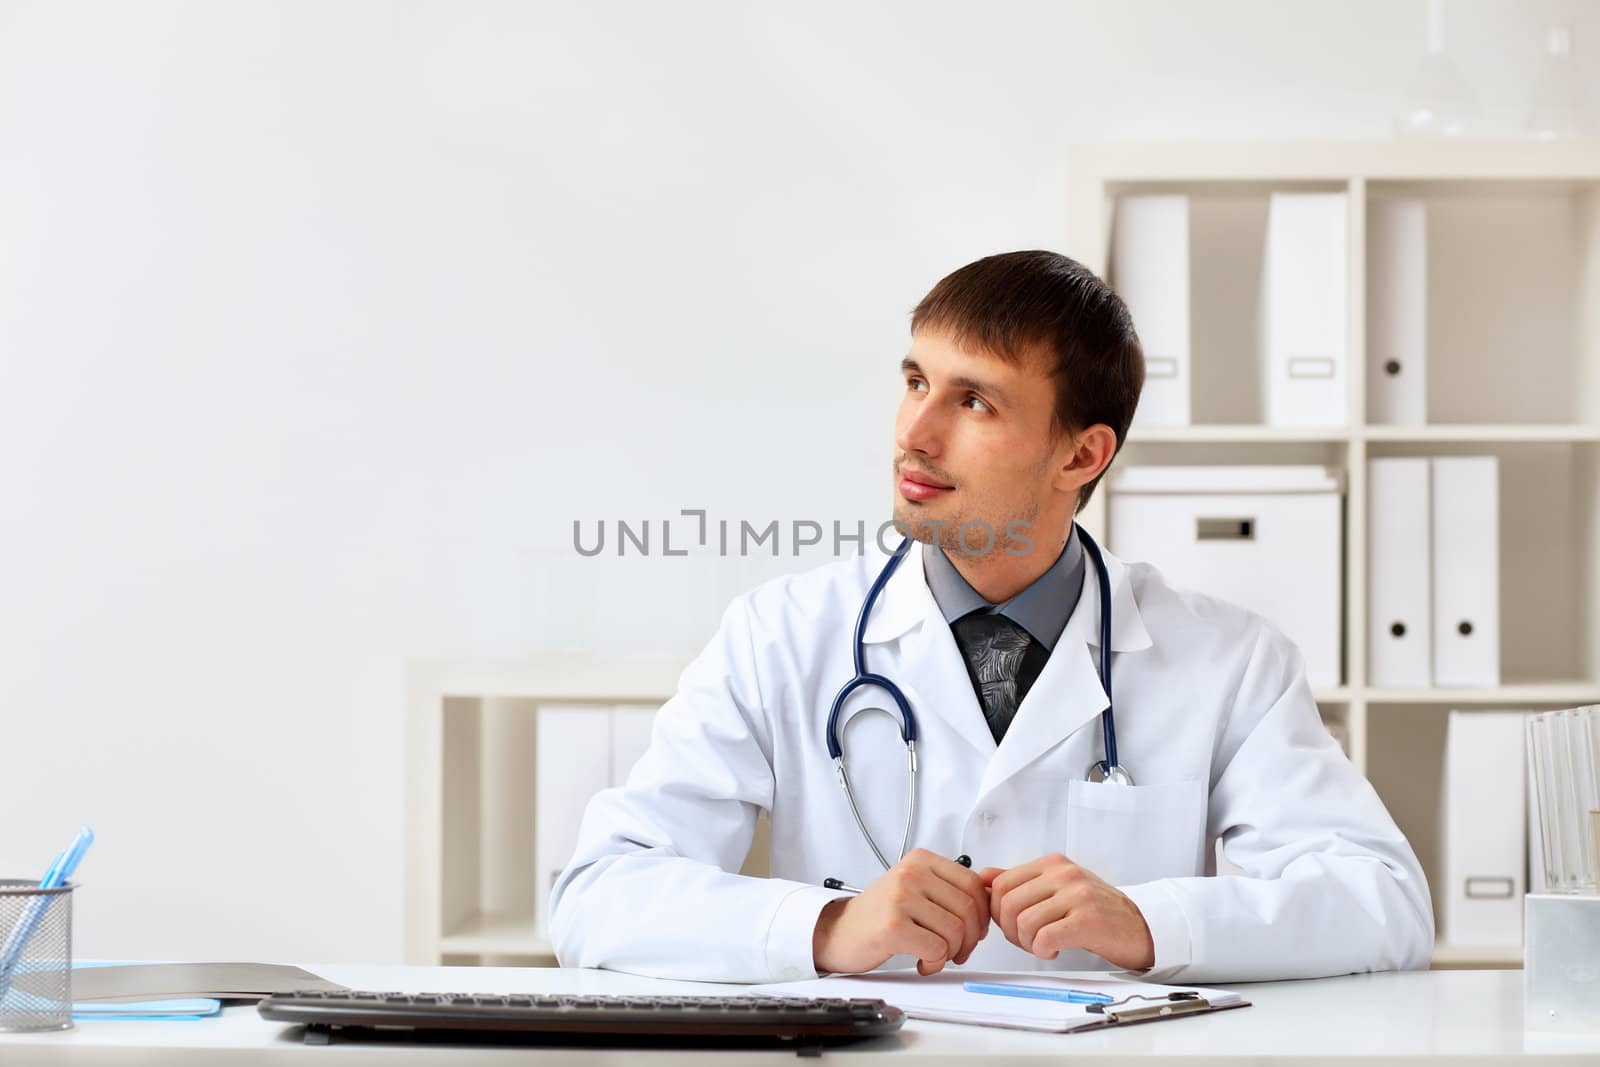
[1087,760,1135,786]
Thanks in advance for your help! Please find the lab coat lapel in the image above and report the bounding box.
[860,546,997,760]
[975,546,1152,800]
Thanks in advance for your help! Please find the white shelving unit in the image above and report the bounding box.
[405,656,682,966]
[1068,141,1600,969]
[405,656,774,967]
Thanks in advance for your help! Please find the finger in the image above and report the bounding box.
[987,855,1053,901]
[994,874,1059,947]
[889,853,967,958]
[891,912,951,966]
[928,853,989,902]
[929,859,992,943]
[1029,912,1088,960]
[977,867,1004,888]
[904,894,967,963]
[1016,892,1077,954]
[916,871,986,959]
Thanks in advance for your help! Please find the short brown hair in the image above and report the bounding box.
[910,250,1144,513]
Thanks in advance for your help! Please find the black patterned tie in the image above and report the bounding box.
[951,613,1048,744]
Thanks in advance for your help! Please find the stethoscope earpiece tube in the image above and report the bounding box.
[1077,528,1122,781]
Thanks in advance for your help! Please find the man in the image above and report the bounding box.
[551,250,1433,983]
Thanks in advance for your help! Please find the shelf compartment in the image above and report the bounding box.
[1106,179,1348,428]
[1366,440,1599,691]
[1368,701,1581,968]
[1366,179,1600,428]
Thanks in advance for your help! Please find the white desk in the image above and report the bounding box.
[1,965,1595,1065]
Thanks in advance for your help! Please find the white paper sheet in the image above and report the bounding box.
[750,970,1245,1033]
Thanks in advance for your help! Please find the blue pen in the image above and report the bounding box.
[963,980,1115,1005]
[0,826,94,994]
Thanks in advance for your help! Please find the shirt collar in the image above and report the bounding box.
[920,526,1086,651]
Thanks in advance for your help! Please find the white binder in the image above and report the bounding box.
[1367,199,1428,425]
[1367,458,1433,687]
[1441,710,1526,946]
[1430,456,1501,687]
[535,705,613,938]
[610,704,656,789]
[1113,195,1191,429]
[1260,192,1348,427]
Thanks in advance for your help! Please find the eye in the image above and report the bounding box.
[964,394,992,414]
[906,376,928,393]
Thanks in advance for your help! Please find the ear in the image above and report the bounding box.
[1054,424,1118,494]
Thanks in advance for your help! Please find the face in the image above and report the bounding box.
[893,328,1073,558]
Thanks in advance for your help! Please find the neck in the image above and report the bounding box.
[947,527,1072,603]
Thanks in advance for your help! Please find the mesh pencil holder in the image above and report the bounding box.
[0,879,74,1032]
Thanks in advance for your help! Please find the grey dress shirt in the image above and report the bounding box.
[922,528,1086,740]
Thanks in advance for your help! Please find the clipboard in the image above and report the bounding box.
[1074,989,1252,1031]
[750,971,1251,1034]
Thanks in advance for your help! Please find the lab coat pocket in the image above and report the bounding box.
[1062,778,1207,888]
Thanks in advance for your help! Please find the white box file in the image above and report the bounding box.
[1261,192,1348,427]
[1431,457,1501,687]
[1368,458,1433,687]
[1107,465,1344,689]
[1113,195,1191,429]
[610,705,656,789]
[1367,199,1428,425]
[1441,710,1526,946]
[535,706,613,939]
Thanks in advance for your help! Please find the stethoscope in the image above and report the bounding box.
[825,522,1131,874]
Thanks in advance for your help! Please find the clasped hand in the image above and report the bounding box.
[812,850,1155,975]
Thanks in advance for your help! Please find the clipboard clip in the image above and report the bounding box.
[1086,991,1210,1023]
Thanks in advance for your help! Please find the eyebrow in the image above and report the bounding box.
[900,358,1012,408]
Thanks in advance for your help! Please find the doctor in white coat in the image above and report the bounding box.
[551,250,1434,984]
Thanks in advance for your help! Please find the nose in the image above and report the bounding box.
[896,390,944,459]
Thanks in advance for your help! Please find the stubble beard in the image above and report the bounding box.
[890,497,1041,560]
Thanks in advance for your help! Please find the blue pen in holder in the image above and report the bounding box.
[0,880,75,1032]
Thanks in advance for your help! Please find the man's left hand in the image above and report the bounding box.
[979,854,1155,971]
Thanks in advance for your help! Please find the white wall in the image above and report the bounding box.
[1,0,1593,962]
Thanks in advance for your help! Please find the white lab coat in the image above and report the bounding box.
[550,543,1434,984]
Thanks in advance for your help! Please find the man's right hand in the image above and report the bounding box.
[811,848,990,976]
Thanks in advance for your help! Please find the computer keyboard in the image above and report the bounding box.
[257,989,905,1048]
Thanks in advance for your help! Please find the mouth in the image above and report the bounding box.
[897,466,954,503]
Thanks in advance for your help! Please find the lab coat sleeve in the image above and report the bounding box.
[548,594,845,982]
[1120,624,1435,983]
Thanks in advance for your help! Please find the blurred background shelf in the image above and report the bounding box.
[1130,426,1352,444]
[1431,942,1524,969]
[1365,683,1600,706]
[1070,140,1600,972]
[1362,424,1600,443]
[1131,424,1600,444]
[439,911,553,960]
